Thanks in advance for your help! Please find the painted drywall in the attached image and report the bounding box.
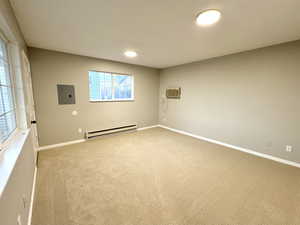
[0,131,35,225]
[159,40,300,163]
[0,1,36,225]
[29,48,160,146]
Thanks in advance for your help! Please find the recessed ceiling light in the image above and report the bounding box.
[196,9,221,26]
[124,50,137,58]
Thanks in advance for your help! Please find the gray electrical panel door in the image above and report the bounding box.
[57,84,75,104]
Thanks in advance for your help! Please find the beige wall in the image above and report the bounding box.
[0,1,36,225]
[159,40,300,163]
[29,48,160,146]
[0,132,35,225]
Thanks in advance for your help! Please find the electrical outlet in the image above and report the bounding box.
[286,145,292,152]
[17,215,22,225]
[78,128,82,133]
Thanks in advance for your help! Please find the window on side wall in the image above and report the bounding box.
[0,37,16,143]
[89,71,134,102]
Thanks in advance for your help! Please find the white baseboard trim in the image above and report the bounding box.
[137,125,159,131]
[37,125,160,151]
[37,125,159,151]
[27,166,37,225]
[158,125,300,168]
[38,139,86,151]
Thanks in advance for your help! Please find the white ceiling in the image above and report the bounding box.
[9,0,300,68]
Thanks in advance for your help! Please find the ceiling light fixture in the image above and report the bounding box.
[196,9,221,26]
[124,50,137,58]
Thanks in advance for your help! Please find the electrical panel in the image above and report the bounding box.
[57,84,75,104]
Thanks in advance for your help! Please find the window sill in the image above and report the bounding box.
[0,129,30,198]
[90,99,135,102]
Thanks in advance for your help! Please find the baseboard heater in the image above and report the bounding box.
[85,124,137,139]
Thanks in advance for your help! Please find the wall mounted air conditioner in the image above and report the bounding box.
[166,88,181,99]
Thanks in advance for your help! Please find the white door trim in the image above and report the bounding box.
[21,51,39,162]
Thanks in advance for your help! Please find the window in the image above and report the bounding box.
[89,71,134,101]
[0,37,16,143]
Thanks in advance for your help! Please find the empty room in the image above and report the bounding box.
[0,0,300,225]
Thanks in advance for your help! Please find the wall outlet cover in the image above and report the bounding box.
[286,145,292,152]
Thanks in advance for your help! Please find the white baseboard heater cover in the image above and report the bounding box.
[85,124,137,139]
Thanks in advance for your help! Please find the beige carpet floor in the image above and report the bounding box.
[32,127,300,225]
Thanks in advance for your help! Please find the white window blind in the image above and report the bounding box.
[0,37,16,143]
[89,71,134,101]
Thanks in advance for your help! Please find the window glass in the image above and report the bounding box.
[0,40,7,59]
[0,60,10,86]
[0,37,16,143]
[89,71,133,101]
